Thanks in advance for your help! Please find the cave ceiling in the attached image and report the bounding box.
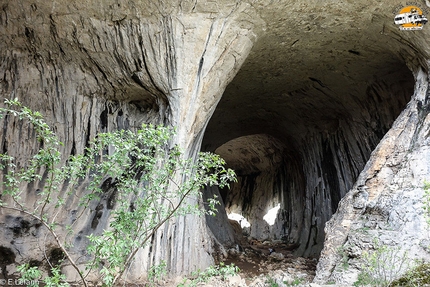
[202,0,423,151]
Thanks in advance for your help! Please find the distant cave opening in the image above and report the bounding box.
[211,134,305,247]
[202,61,414,259]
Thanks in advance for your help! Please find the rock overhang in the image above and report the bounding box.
[203,0,423,150]
[2,0,430,281]
[202,0,424,258]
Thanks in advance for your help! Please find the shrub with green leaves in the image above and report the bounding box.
[177,262,240,286]
[0,99,236,287]
[16,263,69,287]
[16,263,42,287]
[265,276,279,287]
[390,262,430,286]
[147,260,167,286]
[354,240,410,287]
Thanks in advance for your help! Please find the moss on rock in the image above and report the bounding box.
[390,263,430,287]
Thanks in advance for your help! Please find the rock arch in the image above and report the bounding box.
[1,0,430,284]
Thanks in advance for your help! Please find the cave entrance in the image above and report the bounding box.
[213,134,304,247]
[200,3,418,276]
[202,52,415,262]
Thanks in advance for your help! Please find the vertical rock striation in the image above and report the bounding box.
[0,0,262,280]
[314,67,430,284]
[2,0,430,284]
[205,66,414,258]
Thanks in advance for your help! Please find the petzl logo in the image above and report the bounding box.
[394,5,428,30]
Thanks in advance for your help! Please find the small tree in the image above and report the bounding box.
[0,99,236,286]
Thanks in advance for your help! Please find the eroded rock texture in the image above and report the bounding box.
[202,0,430,283]
[0,0,261,281]
[1,0,430,284]
[314,68,430,284]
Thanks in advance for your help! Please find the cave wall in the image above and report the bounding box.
[200,0,425,265]
[208,67,413,258]
[315,67,430,284]
[214,134,306,245]
[0,0,262,280]
[296,73,413,258]
[2,0,430,284]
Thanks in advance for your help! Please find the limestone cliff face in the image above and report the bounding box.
[314,68,430,284]
[0,0,261,280]
[1,0,430,284]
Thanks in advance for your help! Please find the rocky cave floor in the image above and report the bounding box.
[220,240,318,286]
[156,239,319,287]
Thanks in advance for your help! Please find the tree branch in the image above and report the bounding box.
[1,205,89,287]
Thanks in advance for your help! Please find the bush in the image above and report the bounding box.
[177,262,240,286]
[389,262,430,286]
[354,240,410,287]
[0,99,236,286]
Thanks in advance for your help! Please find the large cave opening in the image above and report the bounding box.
[201,2,416,261]
[202,61,413,260]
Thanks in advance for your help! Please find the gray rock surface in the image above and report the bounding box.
[314,68,430,284]
[0,0,261,281]
[1,0,430,284]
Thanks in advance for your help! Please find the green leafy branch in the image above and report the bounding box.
[0,99,87,287]
[83,127,236,286]
[0,99,236,287]
[354,240,410,287]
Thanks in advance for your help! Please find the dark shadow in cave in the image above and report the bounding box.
[201,58,415,260]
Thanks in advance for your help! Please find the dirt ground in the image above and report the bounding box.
[221,240,317,285]
[162,239,318,287]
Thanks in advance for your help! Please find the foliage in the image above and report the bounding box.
[17,263,42,287]
[265,276,279,287]
[0,99,236,287]
[43,267,70,287]
[264,275,304,287]
[83,124,235,286]
[177,262,240,286]
[390,262,430,286]
[288,277,304,286]
[147,260,167,286]
[336,246,350,270]
[424,181,430,225]
[18,264,70,287]
[211,262,240,281]
[354,240,410,287]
